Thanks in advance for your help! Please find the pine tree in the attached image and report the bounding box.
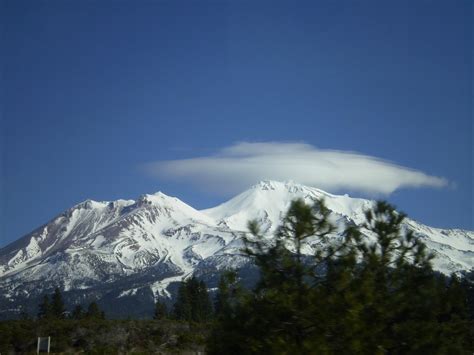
[173,277,213,322]
[86,301,105,319]
[174,281,192,320]
[18,306,30,320]
[187,277,200,321]
[51,287,66,319]
[71,304,84,320]
[197,280,213,321]
[153,300,168,320]
[214,270,242,318]
[37,295,52,320]
[239,199,343,353]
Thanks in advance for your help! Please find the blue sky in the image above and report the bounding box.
[1,0,472,247]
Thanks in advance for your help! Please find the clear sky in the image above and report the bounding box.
[1,0,472,247]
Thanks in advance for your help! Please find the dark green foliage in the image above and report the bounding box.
[214,270,244,318]
[153,300,168,320]
[174,280,192,320]
[460,270,474,320]
[86,301,105,319]
[196,279,213,321]
[51,287,66,319]
[37,288,66,320]
[173,277,213,322]
[69,302,105,320]
[37,295,52,320]
[17,304,31,320]
[208,199,473,354]
[71,304,84,320]
[0,319,208,354]
[37,289,105,321]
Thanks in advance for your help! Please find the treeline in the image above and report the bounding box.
[35,288,104,320]
[17,276,214,323]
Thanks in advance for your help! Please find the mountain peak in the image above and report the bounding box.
[150,191,170,198]
[138,191,183,206]
[74,199,107,210]
[251,179,330,196]
[202,181,375,233]
[252,180,280,190]
[252,179,306,191]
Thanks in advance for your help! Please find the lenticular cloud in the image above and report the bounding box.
[144,142,448,196]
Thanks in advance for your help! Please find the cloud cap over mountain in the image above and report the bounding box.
[144,142,448,196]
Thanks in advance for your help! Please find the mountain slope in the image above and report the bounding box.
[0,181,473,318]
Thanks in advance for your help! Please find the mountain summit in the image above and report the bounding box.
[1,181,473,318]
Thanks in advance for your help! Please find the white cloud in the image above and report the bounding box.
[144,142,448,196]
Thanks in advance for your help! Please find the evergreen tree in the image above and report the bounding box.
[51,287,66,319]
[214,270,242,318]
[18,306,30,320]
[173,277,213,322]
[37,295,52,320]
[153,300,168,320]
[461,270,474,320]
[174,281,192,320]
[86,301,105,319]
[197,280,213,321]
[186,277,201,321]
[239,199,345,353]
[71,304,84,320]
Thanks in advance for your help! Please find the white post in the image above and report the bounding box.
[36,337,50,353]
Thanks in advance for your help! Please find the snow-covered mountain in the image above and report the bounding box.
[1,181,473,318]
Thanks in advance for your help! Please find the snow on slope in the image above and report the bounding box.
[0,190,240,297]
[404,220,474,273]
[0,181,473,303]
[202,180,374,232]
[0,198,136,276]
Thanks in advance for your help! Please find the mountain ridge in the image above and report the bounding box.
[0,181,473,318]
